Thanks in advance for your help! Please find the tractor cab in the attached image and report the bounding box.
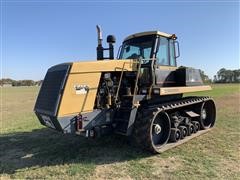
[118,31,180,88]
[119,31,179,67]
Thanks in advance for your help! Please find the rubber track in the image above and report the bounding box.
[132,96,213,153]
[151,96,211,111]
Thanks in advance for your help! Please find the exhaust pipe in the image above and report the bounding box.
[96,25,102,46]
[96,25,104,60]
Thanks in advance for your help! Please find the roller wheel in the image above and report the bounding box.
[187,123,195,135]
[192,121,200,132]
[179,126,187,139]
[169,128,181,142]
[132,108,171,153]
[199,100,216,129]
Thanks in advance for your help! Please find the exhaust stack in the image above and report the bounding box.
[96,25,104,60]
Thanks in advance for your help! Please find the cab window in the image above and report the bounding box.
[156,37,169,66]
[120,46,140,59]
[169,39,176,66]
[119,35,155,60]
[156,36,176,66]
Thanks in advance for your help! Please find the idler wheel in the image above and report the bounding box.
[199,100,216,129]
[179,126,187,139]
[169,128,181,142]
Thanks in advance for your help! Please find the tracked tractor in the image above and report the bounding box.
[34,26,216,153]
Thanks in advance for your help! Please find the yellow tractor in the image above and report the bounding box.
[34,26,216,153]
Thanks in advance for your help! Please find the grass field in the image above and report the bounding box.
[1,84,240,179]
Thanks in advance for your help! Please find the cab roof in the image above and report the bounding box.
[124,31,175,41]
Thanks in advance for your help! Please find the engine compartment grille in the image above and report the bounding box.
[34,64,71,116]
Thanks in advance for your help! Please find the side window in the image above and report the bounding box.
[169,39,176,66]
[156,37,169,65]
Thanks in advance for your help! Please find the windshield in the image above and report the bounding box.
[119,35,155,59]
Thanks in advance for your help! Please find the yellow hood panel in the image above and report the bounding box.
[57,59,137,117]
[70,59,137,73]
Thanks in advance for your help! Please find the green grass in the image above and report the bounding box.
[0,84,239,179]
[185,83,240,98]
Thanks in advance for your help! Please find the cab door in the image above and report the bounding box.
[154,36,177,87]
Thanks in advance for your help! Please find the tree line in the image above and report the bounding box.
[0,78,42,86]
[213,68,240,83]
[1,68,239,86]
[200,68,240,83]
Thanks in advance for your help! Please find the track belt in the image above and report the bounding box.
[152,96,211,112]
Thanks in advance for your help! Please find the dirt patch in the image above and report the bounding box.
[0,175,11,180]
[144,156,182,177]
[215,93,240,112]
[92,162,132,180]
[218,158,240,179]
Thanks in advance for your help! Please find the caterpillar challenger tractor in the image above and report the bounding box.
[34,26,216,153]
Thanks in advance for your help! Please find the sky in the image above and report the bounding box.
[1,0,239,80]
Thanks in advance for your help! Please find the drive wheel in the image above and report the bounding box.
[199,100,216,129]
[133,108,171,153]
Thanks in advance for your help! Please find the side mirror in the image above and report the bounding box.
[174,41,180,58]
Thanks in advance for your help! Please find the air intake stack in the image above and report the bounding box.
[96,25,116,60]
[107,35,116,59]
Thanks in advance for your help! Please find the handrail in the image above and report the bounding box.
[132,58,142,105]
[115,62,126,104]
[132,58,156,105]
[114,58,156,106]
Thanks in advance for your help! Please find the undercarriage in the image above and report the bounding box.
[131,96,216,153]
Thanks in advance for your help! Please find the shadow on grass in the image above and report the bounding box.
[0,128,151,174]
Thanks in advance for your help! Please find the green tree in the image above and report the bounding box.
[233,70,240,82]
[215,68,240,83]
[199,70,211,83]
